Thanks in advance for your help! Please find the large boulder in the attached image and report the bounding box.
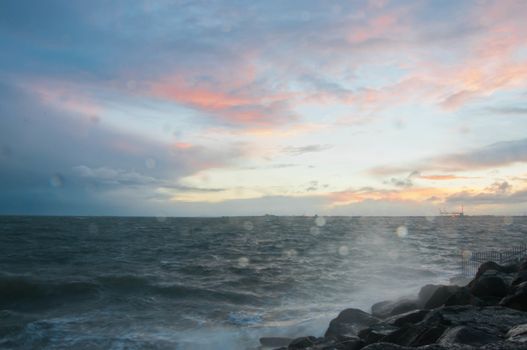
[360,344,449,350]
[380,305,527,347]
[418,285,441,307]
[325,309,379,339]
[358,310,431,345]
[419,285,463,309]
[288,336,319,349]
[470,273,509,299]
[384,309,430,327]
[518,258,527,272]
[474,261,506,280]
[371,299,419,319]
[437,326,501,346]
[512,271,527,286]
[506,324,527,343]
[444,287,483,307]
[260,337,292,347]
[286,336,364,350]
[500,282,527,311]
[359,323,400,344]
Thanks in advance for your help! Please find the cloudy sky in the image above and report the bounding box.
[1,0,527,216]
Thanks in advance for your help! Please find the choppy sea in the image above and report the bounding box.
[1,216,526,349]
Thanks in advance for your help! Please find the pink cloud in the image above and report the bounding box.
[150,75,297,127]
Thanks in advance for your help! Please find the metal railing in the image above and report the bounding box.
[461,244,527,277]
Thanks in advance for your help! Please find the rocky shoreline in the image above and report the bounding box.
[260,258,527,350]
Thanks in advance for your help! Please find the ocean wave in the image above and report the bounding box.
[0,275,101,308]
[0,273,264,311]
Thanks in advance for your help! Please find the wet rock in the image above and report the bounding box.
[382,322,447,347]
[474,261,505,279]
[421,285,462,309]
[426,305,527,334]
[418,285,441,307]
[360,344,451,350]
[518,258,527,272]
[450,275,472,287]
[289,336,319,349]
[437,326,501,346]
[358,323,400,344]
[325,308,380,339]
[507,324,527,343]
[371,299,419,319]
[512,271,527,286]
[501,282,527,311]
[318,336,364,350]
[470,274,509,299]
[384,309,430,327]
[502,263,520,274]
[260,337,293,347]
[444,287,483,307]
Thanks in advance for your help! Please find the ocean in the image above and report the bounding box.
[0,216,526,349]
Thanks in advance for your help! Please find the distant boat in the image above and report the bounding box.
[440,205,465,217]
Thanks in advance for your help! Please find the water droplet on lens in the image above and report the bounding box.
[315,216,326,227]
[49,174,64,188]
[462,250,472,259]
[156,216,167,223]
[238,257,249,267]
[309,226,320,235]
[396,225,408,238]
[284,249,298,258]
[243,221,254,231]
[503,216,513,225]
[338,245,349,256]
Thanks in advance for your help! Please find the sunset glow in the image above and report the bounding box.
[1,0,527,216]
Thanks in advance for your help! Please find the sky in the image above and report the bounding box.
[1,0,527,216]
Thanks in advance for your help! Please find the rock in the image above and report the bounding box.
[384,309,430,327]
[500,282,527,311]
[450,275,472,287]
[422,285,462,309]
[382,322,447,347]
[518,258,527,272]
[469,274,509,299]
[418,285,441,307]
[479,342,527,350]
[318,336,364,350]
[507,324,527,343]
[474,261,505,280]
[360,344,451,350]
[425,305,527,334]
[359,323,400,344]
[437,326,501,346]
[289,336,319,349]
[502,263,520,274]
[260,337,293,347]
[282,336,364,350]
[325,308,380,339]
[444,287,484,307]
[382,305,527,347]
[371,299,419,319]
[512,271,527,286]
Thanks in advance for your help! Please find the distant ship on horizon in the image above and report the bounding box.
[440,205,465,217]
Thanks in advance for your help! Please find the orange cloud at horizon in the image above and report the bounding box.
[419,174,478,181]
[327,187,451,206]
